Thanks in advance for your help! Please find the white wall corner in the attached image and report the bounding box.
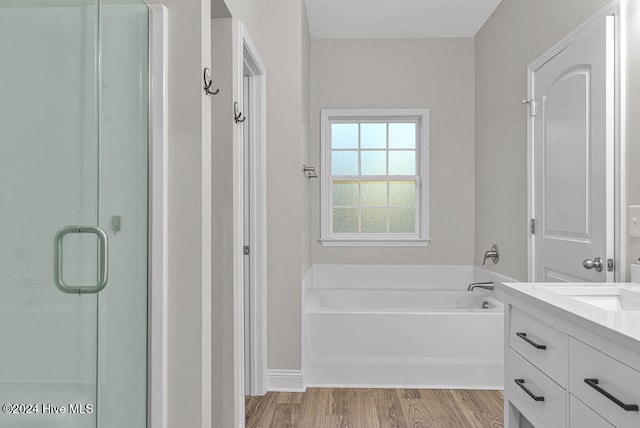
[267,369,306,392]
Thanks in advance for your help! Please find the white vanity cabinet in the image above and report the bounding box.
[503,283,640,428]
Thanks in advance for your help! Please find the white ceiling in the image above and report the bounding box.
[304,0,503,39]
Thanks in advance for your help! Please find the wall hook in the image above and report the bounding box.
[303,165,318,179]
[234,102,246,123]
[203,67,220,96]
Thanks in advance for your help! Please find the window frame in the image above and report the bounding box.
[320,108,431,246]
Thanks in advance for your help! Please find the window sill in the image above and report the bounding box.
[319,238,431,247]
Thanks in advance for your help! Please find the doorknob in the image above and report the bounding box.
[583,257,604,272]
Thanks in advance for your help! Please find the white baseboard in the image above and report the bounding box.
[267,369,305,392]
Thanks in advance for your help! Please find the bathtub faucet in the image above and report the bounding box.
[467,281,494,292]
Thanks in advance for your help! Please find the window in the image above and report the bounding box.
[320,109,430,246]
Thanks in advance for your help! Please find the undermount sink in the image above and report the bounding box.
[546,286,640,311]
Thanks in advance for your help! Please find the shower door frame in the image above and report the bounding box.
[147,5,169,428]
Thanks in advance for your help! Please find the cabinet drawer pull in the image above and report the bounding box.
[584,379,639,411]
[516,332,547,350]
[514,379,545,402]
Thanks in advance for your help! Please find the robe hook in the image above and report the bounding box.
[203,68,220,96]
[234,101,246,123]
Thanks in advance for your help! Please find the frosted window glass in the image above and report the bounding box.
[389,181,416,206]
[389,123,416,148]
[333,181,359,206]
[390,208,416,233]
[361,123,386,149]
[361,181,387,206]
[332,151,358,175]
[361,208,387,233]
[389,151,416,175]
[361,151,386,175]
[333,208,359,233]
[332,123,358,149]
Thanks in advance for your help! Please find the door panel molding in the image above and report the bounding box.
[542,68,592,241]
[544,267,590,283]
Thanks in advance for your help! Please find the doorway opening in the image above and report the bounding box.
[237,25,267,398]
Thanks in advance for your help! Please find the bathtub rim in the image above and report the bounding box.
[307,287,504,314]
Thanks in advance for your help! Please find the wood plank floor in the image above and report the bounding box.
[246,388,504,428]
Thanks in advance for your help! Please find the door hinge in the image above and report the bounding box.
[243,245,250,255]
[607,258,615,272]
[522,99,537,117]
[530,219,536,234]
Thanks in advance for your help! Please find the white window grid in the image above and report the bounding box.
[320,109,430,246]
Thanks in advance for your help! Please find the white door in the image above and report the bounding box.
[532,16,614,282]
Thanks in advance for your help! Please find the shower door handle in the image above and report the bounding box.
[54,225,109,294]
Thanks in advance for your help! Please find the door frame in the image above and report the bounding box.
[526,1,623,282]
[234,21,267,409]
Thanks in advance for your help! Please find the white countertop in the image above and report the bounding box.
[501,282,640,348]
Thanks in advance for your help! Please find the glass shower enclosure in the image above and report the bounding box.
[0,1,149,427]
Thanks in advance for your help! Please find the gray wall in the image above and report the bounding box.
[211,17,235,428]
[309,38,476,265]
[301,0,311,273]
[144,0,212,426]
[264,0,308,371]
[216,0,311,374]
[219,0,265,54]
[474,0,612,281]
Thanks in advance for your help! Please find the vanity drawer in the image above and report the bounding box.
[509,306,568,386]
[569,395,613,428]
[507,348,566,428]
[569,338,640,428]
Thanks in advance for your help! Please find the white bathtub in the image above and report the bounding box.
[302,265,512,389]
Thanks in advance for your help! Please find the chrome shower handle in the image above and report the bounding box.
[482,244,500,265]
[54,225,109,294]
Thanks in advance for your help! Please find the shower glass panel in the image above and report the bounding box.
[0,1,149,427]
